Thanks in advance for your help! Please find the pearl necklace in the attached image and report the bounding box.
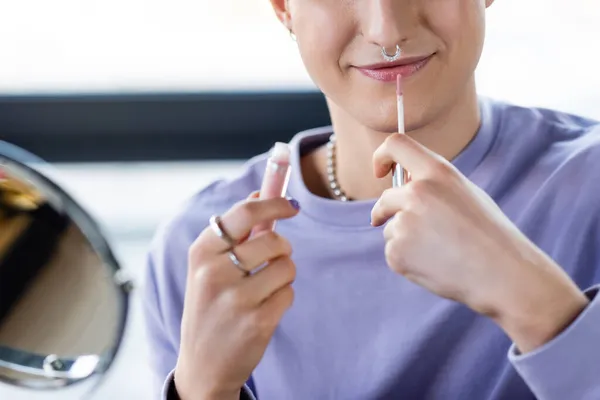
[326,134,351,202]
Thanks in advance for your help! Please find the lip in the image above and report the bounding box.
[355,54,434,82]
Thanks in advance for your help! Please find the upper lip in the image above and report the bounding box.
[356,54,433,70]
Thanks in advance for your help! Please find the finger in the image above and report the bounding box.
[240,256,296,304]
[193,196,299,255]
[254,284,295,330]
[188,233,291,290]
[217,231,292,274]
[371,187,407,227]
[383,214,397,241]
[372,133,447,180]
[237,191,262,243]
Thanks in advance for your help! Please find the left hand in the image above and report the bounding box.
[371,133,589,352]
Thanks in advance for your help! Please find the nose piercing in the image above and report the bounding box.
[381,45,402,62]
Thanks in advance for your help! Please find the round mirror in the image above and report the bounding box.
[0,141,130,396]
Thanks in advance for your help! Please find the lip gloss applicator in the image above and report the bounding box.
[392,74,406,187]
[253,142,292,234]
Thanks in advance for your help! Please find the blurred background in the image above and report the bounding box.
[1,0,599,398]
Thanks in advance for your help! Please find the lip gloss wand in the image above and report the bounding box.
[392,74,406,188]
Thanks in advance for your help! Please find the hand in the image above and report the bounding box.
[174,194,300,400]
[371,133,589,353]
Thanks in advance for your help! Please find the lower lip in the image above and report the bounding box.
[357,56,432,82]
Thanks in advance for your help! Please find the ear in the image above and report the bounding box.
[485,0,495,7]
[269,0,293,31]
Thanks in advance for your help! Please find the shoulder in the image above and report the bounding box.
[483,97,600,176]
[143,152,269,306]
[481,100,600,280]
[478,99,600,233]
[484,98,599,144]
[149,152,268,263]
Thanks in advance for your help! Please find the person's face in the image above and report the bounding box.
[271,0,494,133]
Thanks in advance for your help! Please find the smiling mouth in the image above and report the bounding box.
[355,54,434,82]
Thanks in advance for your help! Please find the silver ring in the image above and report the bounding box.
[381,45,402,62]
[227,250,249,276]
[209,215,235,246]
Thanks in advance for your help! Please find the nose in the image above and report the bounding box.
[360,0,415,50]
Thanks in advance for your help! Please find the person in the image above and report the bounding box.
[142,0,600,399]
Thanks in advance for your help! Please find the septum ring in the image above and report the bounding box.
[381,45,402,62]
[209,215,235,247]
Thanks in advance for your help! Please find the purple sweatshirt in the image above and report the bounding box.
[143,98,600,400]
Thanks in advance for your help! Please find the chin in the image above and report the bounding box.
[352,99,431,134]
[324,73,443,135]
[350,98,398,133]
[362,118,399,134]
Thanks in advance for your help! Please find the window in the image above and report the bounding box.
[0,0,311,93]
[479,1,600,118]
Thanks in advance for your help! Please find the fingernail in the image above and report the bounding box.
[286,197,300,210]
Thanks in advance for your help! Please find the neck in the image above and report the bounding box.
[306,79,481,201]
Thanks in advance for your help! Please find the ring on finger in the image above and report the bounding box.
[227,249,250,276]
[209,214,236,247]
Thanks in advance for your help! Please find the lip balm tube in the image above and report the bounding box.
[253,142,292,233]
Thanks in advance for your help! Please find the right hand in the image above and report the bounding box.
[174,195,300,400]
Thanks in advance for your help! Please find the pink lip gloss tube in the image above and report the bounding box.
[253,142,292,233]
